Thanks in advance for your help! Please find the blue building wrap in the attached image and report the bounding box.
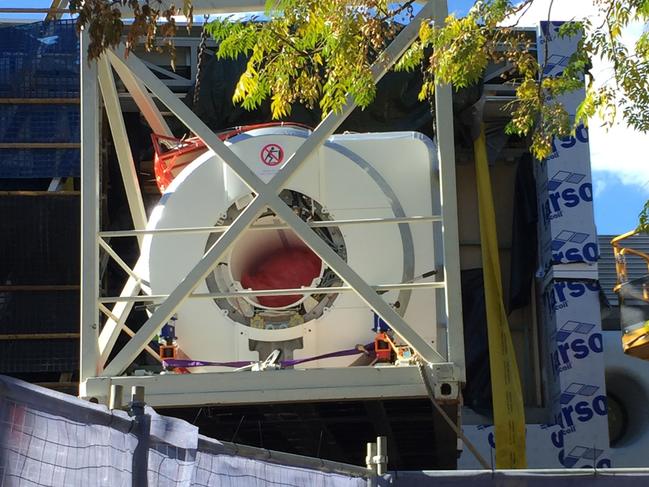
[0,20,80,177]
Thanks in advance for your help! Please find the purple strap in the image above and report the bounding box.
[163,359,254,368]
[281,343,373,366]
[163,343,374,369]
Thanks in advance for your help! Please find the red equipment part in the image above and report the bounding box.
[151,134,207,192]
[241,245,322,308]
[151,122,313,193]
[374,332,394,362]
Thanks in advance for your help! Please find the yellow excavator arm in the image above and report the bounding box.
[612,230,649,359]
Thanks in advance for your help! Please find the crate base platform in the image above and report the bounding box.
[81,364,460,408]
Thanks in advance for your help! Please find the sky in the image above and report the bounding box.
[1,0,647,236]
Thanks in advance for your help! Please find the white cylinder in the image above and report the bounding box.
[141,129,439,369]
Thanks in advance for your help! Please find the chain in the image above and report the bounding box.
[193,15,210,107]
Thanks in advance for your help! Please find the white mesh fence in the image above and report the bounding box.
[0,376,366,487]
[4,375,649,487]
[0,392,136,486]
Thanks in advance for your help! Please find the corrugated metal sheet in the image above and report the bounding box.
[599,234,649,306]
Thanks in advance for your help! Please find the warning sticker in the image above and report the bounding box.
[260,143,284,166]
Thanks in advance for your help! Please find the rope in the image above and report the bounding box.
[163,343,374,369]
[417,362,491,470]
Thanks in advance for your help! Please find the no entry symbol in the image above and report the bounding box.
[260,143,284,166]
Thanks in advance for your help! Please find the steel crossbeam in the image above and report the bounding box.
[430,0,466,378]
[98,215,443,238]
[97,56,148,241]
[98,237,149,288]
[80,1,464,391]
[98,281,447,304]
[97,275,142,366]
[100,0,443,377]
[80,30,101,382]
[94,52,171,364]
[108,50,173,137]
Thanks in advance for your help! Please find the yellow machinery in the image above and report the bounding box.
[612,230,649,359]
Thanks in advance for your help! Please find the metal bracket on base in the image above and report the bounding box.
[424,362,461,403]
[366,435,388,484]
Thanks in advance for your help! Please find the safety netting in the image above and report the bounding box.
[0,194,79,375]
[0,20,80,178]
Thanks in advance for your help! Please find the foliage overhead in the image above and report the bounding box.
[70,0,194,68]
[74,0,649,226]
[206,1,413,118]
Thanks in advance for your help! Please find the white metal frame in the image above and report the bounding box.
[80,0,465,406]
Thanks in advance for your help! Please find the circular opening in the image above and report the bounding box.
[229,216,324,309]
[205,190,347,329]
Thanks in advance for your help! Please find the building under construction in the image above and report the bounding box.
[2,2,649,484]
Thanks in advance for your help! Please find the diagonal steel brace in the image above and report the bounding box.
[100,1,444,377]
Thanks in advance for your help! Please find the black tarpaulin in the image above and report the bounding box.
[185,54,435,135]
[461,268,492,414]
[508,152,538,312]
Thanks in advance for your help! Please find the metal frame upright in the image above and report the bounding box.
[79,0,465,407]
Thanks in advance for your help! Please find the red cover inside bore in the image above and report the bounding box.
[241,246,321,307]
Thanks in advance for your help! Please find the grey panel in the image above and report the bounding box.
[599,234,649,307]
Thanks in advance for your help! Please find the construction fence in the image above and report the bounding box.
[0,376,649,487]
[2,375,649,486]
[0,375,367,486]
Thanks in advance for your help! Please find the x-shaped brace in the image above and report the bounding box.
[101,1,446,376]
